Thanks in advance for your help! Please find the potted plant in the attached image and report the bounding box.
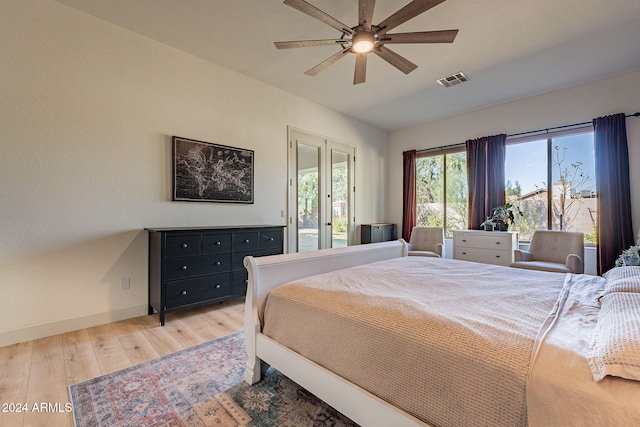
[488,202,523,231]
[615,245,640,267]
[480,217,495,231]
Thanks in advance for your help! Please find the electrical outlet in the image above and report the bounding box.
[120,277,131,290]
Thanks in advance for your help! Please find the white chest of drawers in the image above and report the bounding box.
[453,230,519,266]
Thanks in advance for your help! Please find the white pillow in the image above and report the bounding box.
[603,266,640,295]
[588,292,640,381]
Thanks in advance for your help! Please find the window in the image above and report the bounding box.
[505,130,596,242]
[415,150,467,235]
[414,128,597,243]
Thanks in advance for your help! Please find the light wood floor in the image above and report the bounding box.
[0,299,244,427]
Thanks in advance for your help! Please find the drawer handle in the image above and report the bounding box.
[182,243,188,248]
[495,242,501,245]
[215,284,221,289]
[268,237,274,241]
[216,241,221,245]
[215,261,221,266]
[181,290,187,296]
[181,265,188,270]
[495,255,501,258]
[462,239,467,242]
[462,251,467,255]
[244,239,250,243]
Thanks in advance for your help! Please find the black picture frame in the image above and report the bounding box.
[172,136,254,203]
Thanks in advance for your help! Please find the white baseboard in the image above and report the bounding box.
[0,304,149,347]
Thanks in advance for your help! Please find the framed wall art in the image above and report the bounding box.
[172,136,254,203]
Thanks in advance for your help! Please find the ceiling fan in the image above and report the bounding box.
[275,0,459,85]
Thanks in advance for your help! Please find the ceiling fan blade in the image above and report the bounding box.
[359,0,376,31]
[377,0,448,34]
[284,0,353,35]
[373,46,418,74]
[380,29,458,44]
[354,53,367,85]
[304,48,351,76]
[275,39,346,49]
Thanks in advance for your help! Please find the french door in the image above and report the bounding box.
[288,128,355,252]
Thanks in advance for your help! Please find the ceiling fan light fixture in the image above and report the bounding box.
[352,31,375,53]
[276,0,459,85]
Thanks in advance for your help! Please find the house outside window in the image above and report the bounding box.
[506,129,597,243]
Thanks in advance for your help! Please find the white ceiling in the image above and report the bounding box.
[53,0,640,131]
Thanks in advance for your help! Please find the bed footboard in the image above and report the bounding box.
[243,240,407,384]
[242,240,425,426]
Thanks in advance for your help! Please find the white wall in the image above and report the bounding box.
[388,70,640,264]
[0,0,388,346]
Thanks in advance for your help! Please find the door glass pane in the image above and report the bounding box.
[505,139,549,241]
[550,133,596,242]
[297,143,320,252]
[331,150,349,248]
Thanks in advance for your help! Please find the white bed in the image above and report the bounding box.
[243,240,640,427]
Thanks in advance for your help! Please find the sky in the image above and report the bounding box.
[505,132,595,195]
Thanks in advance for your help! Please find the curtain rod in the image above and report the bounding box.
[417,112,640,154]
[507,112,640,138]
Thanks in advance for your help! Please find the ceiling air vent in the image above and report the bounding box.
[437,72,469,87]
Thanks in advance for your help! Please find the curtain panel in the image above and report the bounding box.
[593,113,634,274]
[402,150,417,241]
[465,134,507,230]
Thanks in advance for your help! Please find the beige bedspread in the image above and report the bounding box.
[261,256,567,427]
[527,273,640,426]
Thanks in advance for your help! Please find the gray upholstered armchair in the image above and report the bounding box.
[510,230,584,274]
[407,226,444,257]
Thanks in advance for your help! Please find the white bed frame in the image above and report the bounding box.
[243,240,431,427]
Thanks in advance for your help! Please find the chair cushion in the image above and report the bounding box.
[510,261,572,274]
[408,251,440,257]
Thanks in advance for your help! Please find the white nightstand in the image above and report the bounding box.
[453,230,519,267]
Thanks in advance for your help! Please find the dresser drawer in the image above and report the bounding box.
[165,274,231,309]
[202,233,232,254]
[166,235,201,258]
[259,229,283,249]
[232,247,282,270]
[454,247,512,266]
[233,232,260,251]
[165,253,231,280]
[454,232,511,250]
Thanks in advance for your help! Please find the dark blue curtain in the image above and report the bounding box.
[593,113,634,274]
[465,134,507,230]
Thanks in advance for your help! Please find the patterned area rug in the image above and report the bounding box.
[69,332,358,426]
